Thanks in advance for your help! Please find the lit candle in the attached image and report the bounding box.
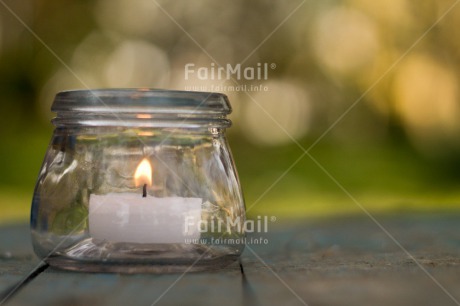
[88,158,202,244]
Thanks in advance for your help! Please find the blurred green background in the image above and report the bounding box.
[1,0,460,224]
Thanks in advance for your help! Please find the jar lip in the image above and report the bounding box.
[52,88,232,115]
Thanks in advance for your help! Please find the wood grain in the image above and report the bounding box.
[1,214,460,306]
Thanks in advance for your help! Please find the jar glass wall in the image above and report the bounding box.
[31,89,246,273]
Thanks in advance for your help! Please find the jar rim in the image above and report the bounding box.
[52,88,232,115]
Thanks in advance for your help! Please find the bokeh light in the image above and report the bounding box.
[94,0,160,38]
[241,80,311,146]
[350,0,412,28]
[393,53,460,154]
[312,7,380,76]
[2,0,460,222]
[105,40,170,88]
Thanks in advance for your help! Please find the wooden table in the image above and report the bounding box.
[1,214,459,306]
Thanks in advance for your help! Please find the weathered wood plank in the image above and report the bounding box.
[2,214,460,306]
[0,224,41,296]
[0,224,39,286]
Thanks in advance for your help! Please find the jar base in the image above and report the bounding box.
[45,255,240,273]
[35,236,243,273]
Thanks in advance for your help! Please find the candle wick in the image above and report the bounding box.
[142,184,147,198]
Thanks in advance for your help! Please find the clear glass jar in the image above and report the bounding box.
[31,89,246,273]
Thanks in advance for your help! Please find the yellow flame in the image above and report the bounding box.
[136,114,152,119]
[134,158,152,187]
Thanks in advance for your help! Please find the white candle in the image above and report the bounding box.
[88,193,202,244]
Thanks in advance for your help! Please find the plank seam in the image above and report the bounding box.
[0,263,49,305]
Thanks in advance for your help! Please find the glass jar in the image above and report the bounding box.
[31,89,246,273]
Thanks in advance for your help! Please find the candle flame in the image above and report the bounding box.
[134,158,152,187]
[136,114,152,119]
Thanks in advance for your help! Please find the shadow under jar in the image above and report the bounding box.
[31,89,246,273]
